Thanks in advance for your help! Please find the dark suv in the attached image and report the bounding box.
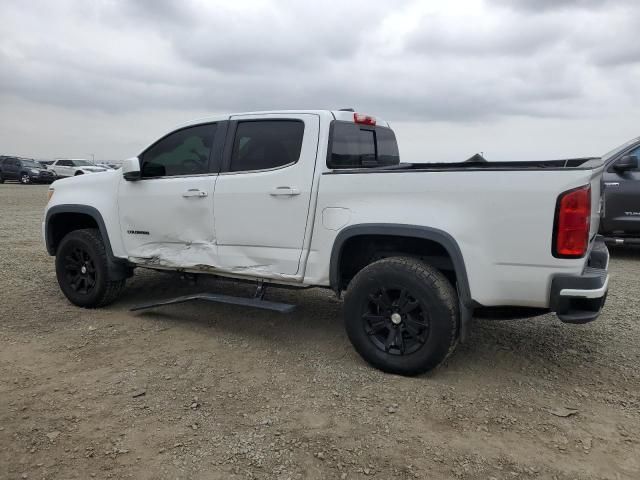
[599,137,640,245]
[0,157,56,184]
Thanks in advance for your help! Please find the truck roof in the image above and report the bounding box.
[174,110,391,130]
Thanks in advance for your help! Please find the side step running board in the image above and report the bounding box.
[130,293,296,314]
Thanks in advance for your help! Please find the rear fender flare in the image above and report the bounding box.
[329,223,473,341]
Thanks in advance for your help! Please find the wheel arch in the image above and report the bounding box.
[45,205,131,281]
[329,223,474,340]
[45,205,114,257]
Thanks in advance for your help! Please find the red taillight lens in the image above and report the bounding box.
[553,185,591,258]
[354,113,376,125]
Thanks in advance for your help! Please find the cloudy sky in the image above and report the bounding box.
[1,0,639,162]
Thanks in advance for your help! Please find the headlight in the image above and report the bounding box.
[47,187,55,203]
[30,169,40,174]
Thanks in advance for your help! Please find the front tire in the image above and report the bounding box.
[55,229,125,308]
[20,173,31,184]
[344,257,459,376]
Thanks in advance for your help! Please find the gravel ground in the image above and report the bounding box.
[1,183,639,480]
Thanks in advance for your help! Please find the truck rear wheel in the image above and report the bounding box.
[343,257,459,376]
[55,229,125,308]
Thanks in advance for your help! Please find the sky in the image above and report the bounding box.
[1,0,639,163]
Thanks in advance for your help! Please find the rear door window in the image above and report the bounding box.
[229,120,305,172]
[328,121,399,168]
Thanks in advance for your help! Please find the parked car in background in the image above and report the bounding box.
[49,159,109,178]
[598,137,640,245]
[38,160,55,170]
[0,157,56,184]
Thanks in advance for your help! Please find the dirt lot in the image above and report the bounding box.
[1,183,639,480]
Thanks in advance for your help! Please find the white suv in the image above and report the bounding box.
[50,159,108,177]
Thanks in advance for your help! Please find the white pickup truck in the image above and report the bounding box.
[43,110,610,375]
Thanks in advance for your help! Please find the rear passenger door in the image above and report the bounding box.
[213,114,320,277]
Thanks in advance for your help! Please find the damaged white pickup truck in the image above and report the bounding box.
[44,110,610,375]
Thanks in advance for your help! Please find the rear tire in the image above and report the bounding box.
[344,257,459,376]
[20,173,31,184]
[0,173,4,184]
[55,229,125,308]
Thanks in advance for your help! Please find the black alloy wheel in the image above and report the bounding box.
[344,257,459,376]
[55,229,126,308]
[63,245,97,295]
[363,286,429,355]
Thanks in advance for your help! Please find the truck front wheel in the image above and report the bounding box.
[344,257,459,376]
[55,229,125,308]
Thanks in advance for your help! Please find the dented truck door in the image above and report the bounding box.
[213,114,320,277]
[117,122,226,269]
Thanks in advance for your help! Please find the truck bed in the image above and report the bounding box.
[325,157,603,173]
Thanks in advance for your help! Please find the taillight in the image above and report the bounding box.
[553,185,591,258]
[354,112,376,126]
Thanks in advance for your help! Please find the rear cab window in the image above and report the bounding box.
[328,121,400,169]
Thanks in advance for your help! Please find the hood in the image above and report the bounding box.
[52,168,118,187]
[79,166,108,173]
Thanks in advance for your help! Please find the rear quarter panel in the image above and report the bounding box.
[305,167,601,308]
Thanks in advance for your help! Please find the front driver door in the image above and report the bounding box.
[213,114,320,277]
[117,122,225,268]
[603,145,640,235]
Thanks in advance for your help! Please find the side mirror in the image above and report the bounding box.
[122,157,141,181]
[613,155,638,172]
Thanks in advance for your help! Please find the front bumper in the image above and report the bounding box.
[549,237,609,324]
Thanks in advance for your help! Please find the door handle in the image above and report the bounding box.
[182,189,208,198]
[269,186,301,196]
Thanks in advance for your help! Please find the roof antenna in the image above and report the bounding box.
[339,108,355,112]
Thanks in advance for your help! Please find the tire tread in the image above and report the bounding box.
[344,256,459,375]
[56,228,125,308]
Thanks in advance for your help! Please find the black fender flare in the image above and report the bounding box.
[45,204,130,280]
[329,223,474,341]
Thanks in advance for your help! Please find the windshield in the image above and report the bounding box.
[71,160,93,166]
[21,160,41,168]
[601,137,640,162]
